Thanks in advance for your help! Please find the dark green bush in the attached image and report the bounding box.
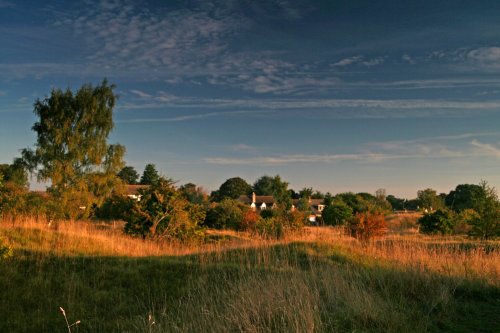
[418,209,455,235]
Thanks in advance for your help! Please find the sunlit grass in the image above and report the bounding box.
[0,215,499,332]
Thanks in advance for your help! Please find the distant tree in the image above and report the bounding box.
[299,187,314,198]
[386,195,406,211]
[418,209,455,235]
[375,188,386,201]
[21,80,124,218]
[468,181,500,239]
[253,175,291,209]
[0,158,29,187]
[179,183,207,205]
[253,175,275,195]
[417,188,444,211]
[216,177,252,201]
[140,164,160,185]
[117,166,139,184]
[445,184,486,212]
[322,201,353,226]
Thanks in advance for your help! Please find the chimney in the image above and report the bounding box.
[252,192,256,203]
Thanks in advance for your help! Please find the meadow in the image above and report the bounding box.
[0,215,499,332]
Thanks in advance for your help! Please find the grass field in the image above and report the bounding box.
[0,215,499,332]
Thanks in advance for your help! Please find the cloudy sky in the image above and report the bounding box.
[1,0,500,198]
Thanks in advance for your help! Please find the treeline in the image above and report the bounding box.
[0,80,498,242]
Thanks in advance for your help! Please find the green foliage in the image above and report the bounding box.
[140,163,160,185]
[386,195,406,210]
[204,199,248,230]
[179,183,208,205]
[117,166,139,184]
[124,178,204,241]
[417,188,444,211]
[445,184,486,212]
[255,217,284,239]
[322,201,353,226]
[467,181,500,239]
[21,80,125,216]
[418,209,456,235]
[253,175,292,209]
[215,177,252,201]
[0,159,29,187]
[96,194,135,220]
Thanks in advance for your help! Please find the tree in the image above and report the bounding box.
[468,181,500,239]
[418,209,455,235]
[253,175,291,209]
[253,175,275,195]
[216,177,252,201]
[179,183,207,205]
[118,166,139,184]
[386,195,406,211]
[322,201,353,226]
[417,188,444,211]
[445,184,486,212]
[0,159,29,187]
[21,80,124,217]
[140,164,160,185]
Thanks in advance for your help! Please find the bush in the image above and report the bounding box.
[241,209,259,232]
[322,202,353,226]
[124,178,205,241]
[418,209,455,235]
[204,199,248,230]
[255,217,284,239]
[349,212,387,242]
[96,195,134,220]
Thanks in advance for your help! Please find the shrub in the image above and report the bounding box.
[124,178,205,241]
[418,209,455,235]
[322,202,353,226]
[349,211,387,242]
[204,199,247,230]
[255,217,284,239]
[241,209,259,232]
[96,194,134,220]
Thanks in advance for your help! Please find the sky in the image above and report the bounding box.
[1,0,500,198]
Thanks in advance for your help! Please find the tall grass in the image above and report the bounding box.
[1,215,499,332]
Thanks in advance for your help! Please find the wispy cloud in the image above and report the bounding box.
[470,139,500,157]
[203,150,471,166]
[115,110,265,123]
[467,47,500,70]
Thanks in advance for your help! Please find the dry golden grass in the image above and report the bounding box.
[1,215,499,332]
[1,215,499,286]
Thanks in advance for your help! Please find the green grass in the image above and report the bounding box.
[1,243,499,332]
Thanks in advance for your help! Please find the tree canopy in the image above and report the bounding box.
[21,80,124,217]
[216,177,252,201]
[140,164,160,185]
[118,166,139,185]
[445,184,486,212]
[253,175,291,209]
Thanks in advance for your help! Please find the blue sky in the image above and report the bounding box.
[1,0,500,198]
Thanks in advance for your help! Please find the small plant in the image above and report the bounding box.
[0,237,12,260]
[59,307,80,333]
